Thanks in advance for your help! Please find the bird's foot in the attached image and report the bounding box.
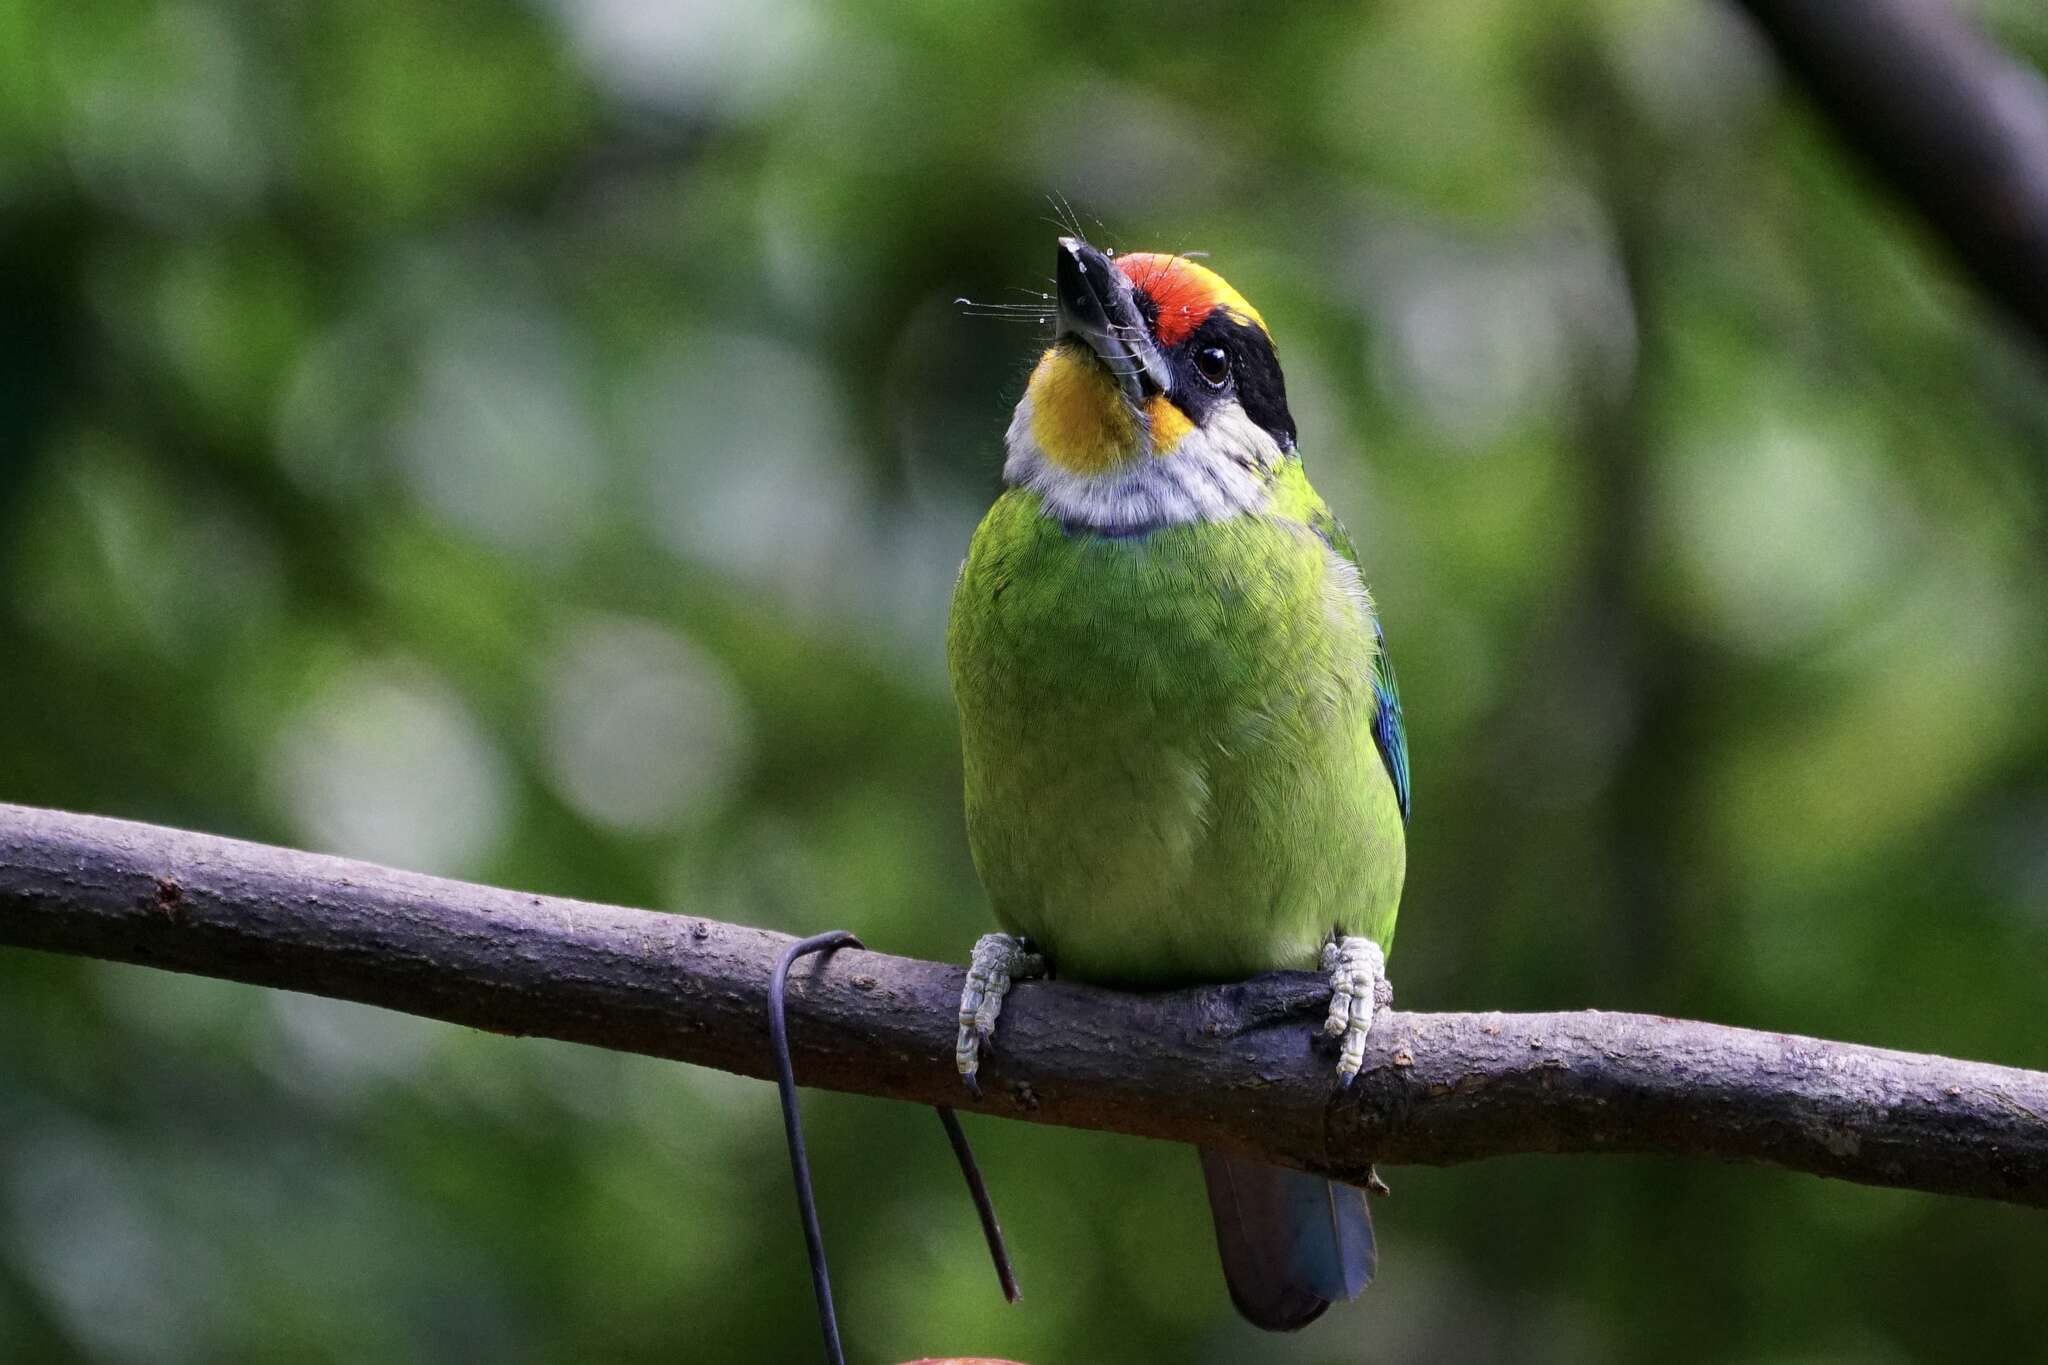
[956,932,1047,1098]
[1321,935,1390,1086]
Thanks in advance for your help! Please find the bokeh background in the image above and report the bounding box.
[5,1,2048,1361]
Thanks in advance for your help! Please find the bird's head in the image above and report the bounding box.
[1014,237,1297,479]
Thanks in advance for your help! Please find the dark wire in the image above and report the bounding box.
[768,930,1023,1365]
[936,1105,1022,1302]
[770,931,862,1365]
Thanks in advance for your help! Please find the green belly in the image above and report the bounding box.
[948,491,1405,988]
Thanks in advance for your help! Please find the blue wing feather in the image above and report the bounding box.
[1369,617,1410,823]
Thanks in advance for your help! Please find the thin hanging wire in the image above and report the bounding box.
[769,931,1022,1365]
[936,1105,1022,1303]
[769,931,860,1365]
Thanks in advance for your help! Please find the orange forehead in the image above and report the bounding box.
[1114,253,1268,346]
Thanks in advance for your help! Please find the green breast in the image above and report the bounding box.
[947,487,1405,987]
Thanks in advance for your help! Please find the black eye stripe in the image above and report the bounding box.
[1174,312,1296,448]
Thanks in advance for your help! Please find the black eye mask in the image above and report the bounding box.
[1137,302,1297,451]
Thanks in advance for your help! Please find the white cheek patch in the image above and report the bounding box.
[1003,397,1283,534]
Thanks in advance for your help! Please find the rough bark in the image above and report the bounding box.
[1,802,2044,1207]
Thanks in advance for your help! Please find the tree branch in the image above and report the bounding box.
[1731,0,2048,353]
[2,802,2044,1207]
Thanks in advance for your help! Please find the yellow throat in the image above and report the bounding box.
[1026,343,1191,475]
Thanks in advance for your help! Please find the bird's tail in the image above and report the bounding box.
[1197,1148,1375,1332]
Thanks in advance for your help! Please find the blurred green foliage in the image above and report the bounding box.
[4,1,2048,1361]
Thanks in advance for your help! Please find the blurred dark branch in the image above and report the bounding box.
[3,803,2045,1208]
[1731,0,2048,353]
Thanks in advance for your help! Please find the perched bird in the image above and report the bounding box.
[947,237,1410,1331]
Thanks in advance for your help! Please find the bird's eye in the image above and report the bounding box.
[1195,346,1231,388]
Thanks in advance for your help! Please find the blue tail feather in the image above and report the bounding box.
[1198,1148,1375,1332]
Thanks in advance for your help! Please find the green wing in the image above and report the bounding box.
[1307,499,1410,823]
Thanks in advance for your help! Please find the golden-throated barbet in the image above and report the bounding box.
[947,238,1409,1331]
